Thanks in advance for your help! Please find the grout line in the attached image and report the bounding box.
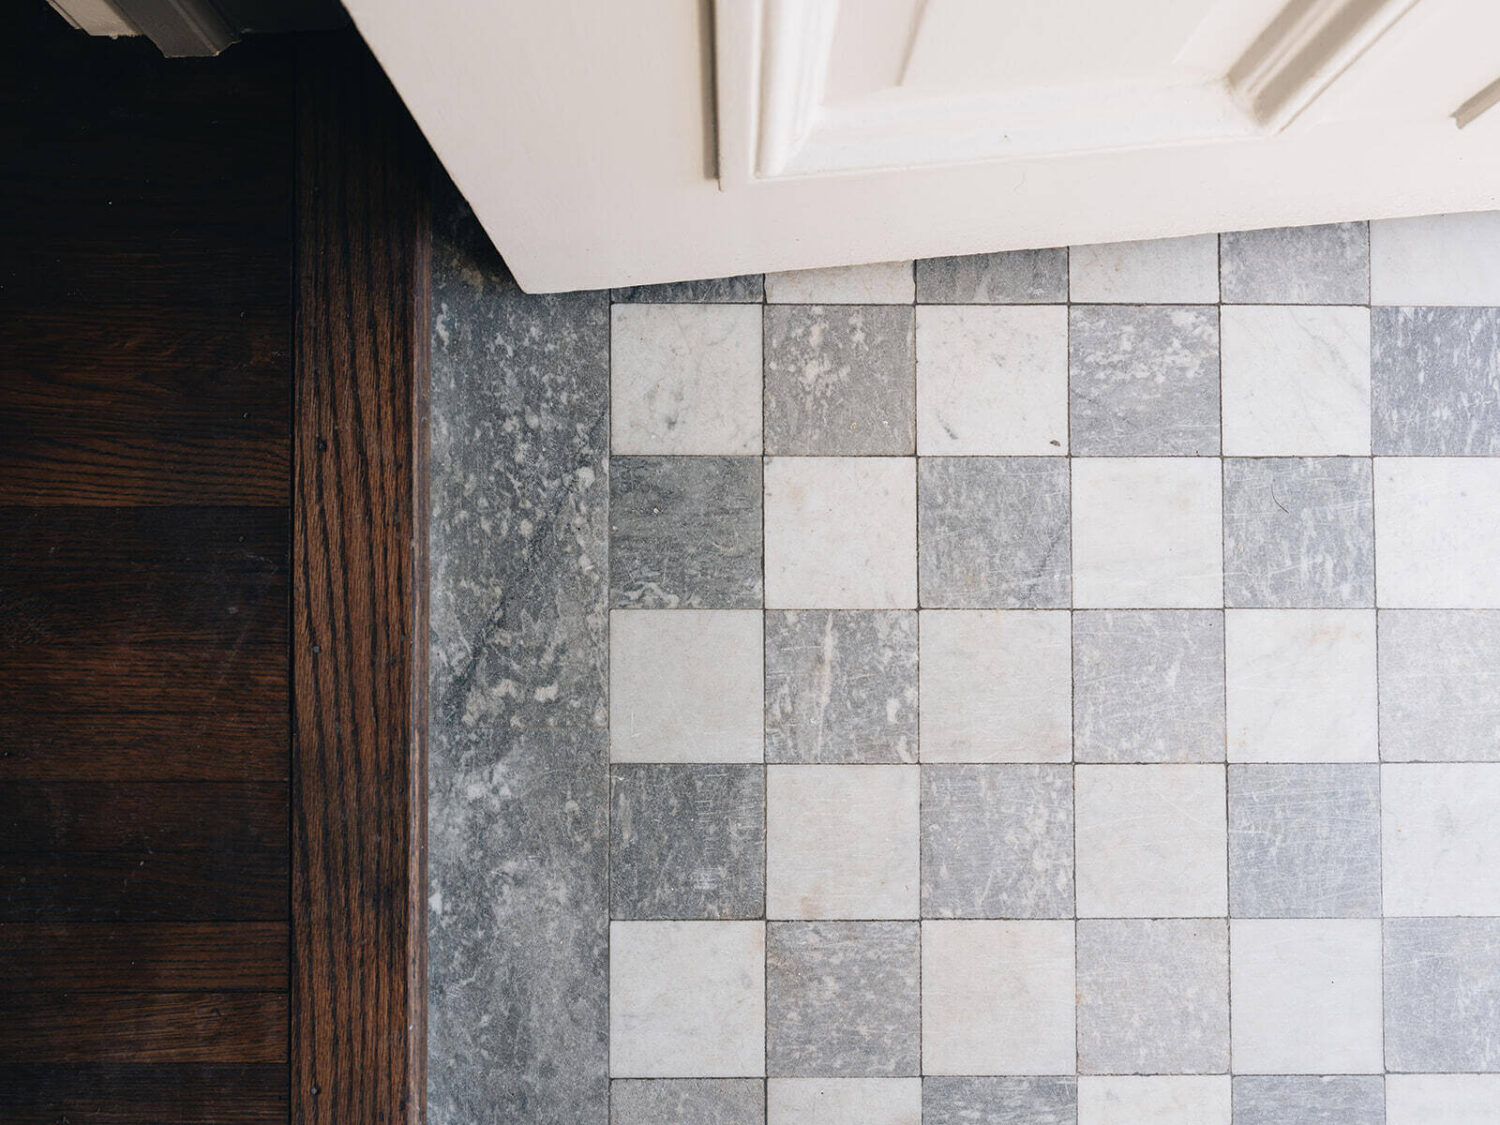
[760,294,771,1093]
[914,296,925,1083]
[1065,248,1083,1080]
[600,250,1491,1095]
[1215,238,1236,1082]
[605,283,614,1090]
[1369,291,1388,1076]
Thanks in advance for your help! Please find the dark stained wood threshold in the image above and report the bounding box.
[291,29,430,1125]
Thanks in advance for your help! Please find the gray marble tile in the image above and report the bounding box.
[1231,1076,1384,1125]
[1386,917,1500,1072]
[430,201,609,736]
[611,1080,764,1125]
[1229,764,1381,918]
[1073,610,1226,763]
[1220,223,1370,304]
[1380,611,1500,761]
[429,729,609,1124]
[922,1077,1077,1125]
[1069,305,1220,457]
[765,610,918,764]
[611,765,765,920]
[1373,306,1500,455]
[1077,918,1230,1074]
[765,305,915,455]
[916,249,1068,304]
[429,192,609,1125]
[921,765,1074,918]
[1223,458,1374,608]
[918,457,1070,608]
[767,921,920,1076]
[611,275,764,303]
[610,456,763,609]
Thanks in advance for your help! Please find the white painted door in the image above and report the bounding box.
[344,0,1500,291]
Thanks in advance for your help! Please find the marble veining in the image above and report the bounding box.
[609,455,762,609]
[918,457,1070,608]
[1072,610,1225,763]
[764,610,917,764]
[611,274,764,303]
[923,1077,1076,1125]
[1223,457,1374,608]
[920,764,1074,918]
[1384,918,1500,1072]
[610,764,765,919]
[428,191,609,1125]
[1228,764,1381,918]
[610,1080,764,1125]
[1219,222,1370,305]
[1076,919,1230,1075]
[1372,306,1500,455]
[766,921,920,1076]
[1069,305,1220,456]
[915,248,1068,304]
[1231,1076,1384,1125]
[1378,610,1500,761]
[431,209,1500,1124]
[763,304,914,455]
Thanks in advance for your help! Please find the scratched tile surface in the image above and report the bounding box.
[430,214,1500,1124]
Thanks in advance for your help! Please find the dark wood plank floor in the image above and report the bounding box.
[0,3,293,1120]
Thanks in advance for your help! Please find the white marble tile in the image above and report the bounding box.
[1371,212,1500,305]
[1071,458,1223,608]
[916,306,1068,455]
[610,304,762,455]
[1069,235,1219,303]
[1383,763,1500,915]
[1375,458,1500,608]
[921,920,1076,1075]
[610,921,765,1077]
[1075,765,1227,917]
[765,262,915,304]
[764,456,917,609]
[1225,609,1377,763]
[918,610,1071,763]
[1387,1076,1500,1125]
[1229,919,1383,1074]
[766,765,919,920]
[767,1079,921,1125]
[1220,306,1371,456]
[1077,1077,1230,1125]
[609,610,763,763]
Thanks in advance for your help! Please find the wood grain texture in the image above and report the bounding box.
[0,1064,288,1125]
[0,710,288,782]
[0,922,288,991]
[0,506,288,648]
[0,6,295,1115]
[291,31,430,1125]
[0,992,288,1063]
[0,851,288,922]
[0,782,285,852]
[0,9,292,509]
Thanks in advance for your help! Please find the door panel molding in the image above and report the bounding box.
[720,0,1421,182]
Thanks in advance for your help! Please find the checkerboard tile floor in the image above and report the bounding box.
[603,216,1500,1125]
